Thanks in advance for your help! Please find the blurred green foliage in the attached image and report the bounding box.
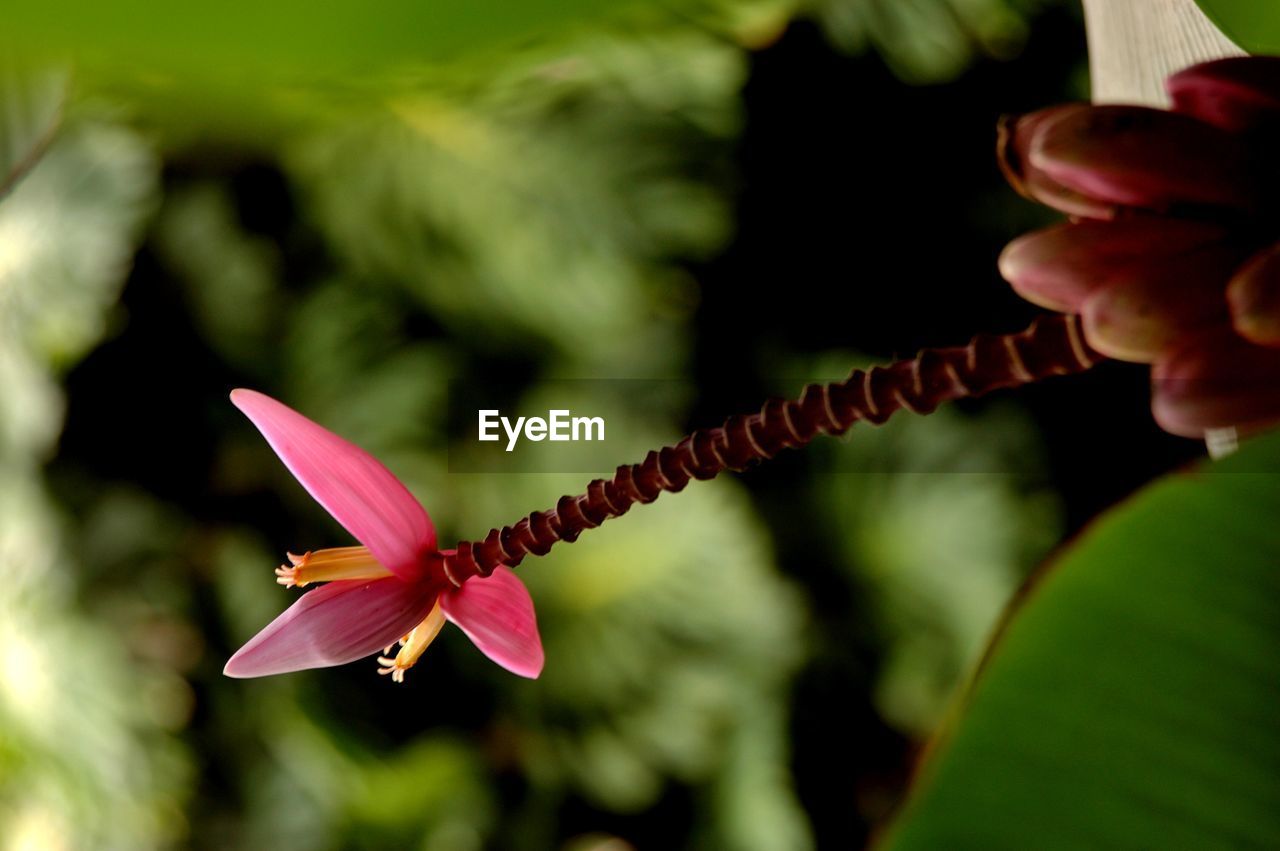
[807,0,1042,83]
[284,32,739,373]
[0,71,189,848]
[811,399,1058,734]
[0,1,1081,848]
[0,67,65,199]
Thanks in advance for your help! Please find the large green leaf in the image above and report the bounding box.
[884,429,1280,849]
[1192,0,1280,54]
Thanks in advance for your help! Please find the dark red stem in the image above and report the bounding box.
[440,313,1102,586]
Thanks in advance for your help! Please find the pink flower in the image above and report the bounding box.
[223,389,543,681]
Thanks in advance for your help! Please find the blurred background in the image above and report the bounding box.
[0,0,1209,848]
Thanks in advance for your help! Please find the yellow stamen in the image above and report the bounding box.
[274,546,394,588]
[377,603,446,683]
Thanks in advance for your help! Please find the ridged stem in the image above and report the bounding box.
[440,313,1102,586]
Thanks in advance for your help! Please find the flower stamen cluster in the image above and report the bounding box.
[224,389,544,683]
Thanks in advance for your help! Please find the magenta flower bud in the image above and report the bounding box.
[999,217,1229,313]
[1152,329,1280,437]
[1030,105,1262,214]
[1167,56,1280,134]
[997,105,1121,219]
[1229,242,1280,347]
[1080,240,1243,363]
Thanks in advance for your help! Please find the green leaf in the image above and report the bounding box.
[1192,0,1280,54]
[6,0,647,80]
[884,429,1280,849]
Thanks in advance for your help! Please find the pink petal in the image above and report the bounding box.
[224,576,439,678]
[231,389,435,578]
[440,566,544,678]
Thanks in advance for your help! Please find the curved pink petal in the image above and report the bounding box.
[440,566,544,679]
[224,576,439,678]
[231,389,435,578]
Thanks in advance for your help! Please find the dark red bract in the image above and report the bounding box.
[997,56,1280,439]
